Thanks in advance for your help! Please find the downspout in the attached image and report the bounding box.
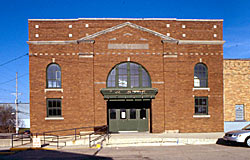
[162,41,166,132]
[92,41,95,127]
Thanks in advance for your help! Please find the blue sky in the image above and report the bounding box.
[0,0,249,103]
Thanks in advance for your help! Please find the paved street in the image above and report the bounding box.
[1,144,250,160]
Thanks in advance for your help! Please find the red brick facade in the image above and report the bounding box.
[28,18,224,133]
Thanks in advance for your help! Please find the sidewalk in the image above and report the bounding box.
[0,132,225,150]
[104,132,225,147]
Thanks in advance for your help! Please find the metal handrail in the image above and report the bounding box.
[11,133,32,148]
[11,125,109,148]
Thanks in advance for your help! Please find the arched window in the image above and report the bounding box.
[47,63,61,88]
[194,63,208,88]
[107,62,151,88]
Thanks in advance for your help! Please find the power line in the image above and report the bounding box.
[0,73,29,85]
[0,87,15,92]
[0,53,28,67]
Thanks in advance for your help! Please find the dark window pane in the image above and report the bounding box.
[47,99,61,117]
[48,101,53,107]
[195,99,198,105]
[130,109,136,119]
[198,99,202,105]
[195,97,208,115]
[57,109,61,116]
[49,110,53,116]
[53,109,57,115]
[110,109,116,119]
[53,100,56,107]
[140,109,146,119]
[202,99,207,105]
[57,100,61,107]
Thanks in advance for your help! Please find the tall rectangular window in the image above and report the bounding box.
[47,99,62,117]
[195,97,208,115]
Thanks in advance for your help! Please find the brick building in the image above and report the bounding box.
[224,59,250,132]
[28,18,225,133]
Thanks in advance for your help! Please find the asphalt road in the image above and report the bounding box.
[1,144,250,160]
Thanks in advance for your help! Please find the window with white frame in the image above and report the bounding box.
[194,63,208,88]
[46,63,61,88]
[195,97,208,115]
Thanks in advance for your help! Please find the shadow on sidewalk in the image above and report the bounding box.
[0,149,113,160]
[216,138,247,148]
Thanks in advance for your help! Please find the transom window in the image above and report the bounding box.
[47,99,62,117]
[194,63,208,88]
[195,97,208,115]
[47,63,61,88]
[107,62,151,88]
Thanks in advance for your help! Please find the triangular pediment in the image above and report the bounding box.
[77,22,178,43]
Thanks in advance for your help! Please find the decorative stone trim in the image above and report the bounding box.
[45,88,63,93]
[164,55,178,58]
[193,115,211,118]
[94,82,106,84]
[192,88,210,91]
[78,22,177,42]
[152,81,164,84]
[79,55,94,58]
[45,117,64,120]
[108,44,149,50]
[178,40,225,45]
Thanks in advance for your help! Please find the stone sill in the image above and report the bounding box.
[45,117,64,120]
[192,88,210,91]
[44,88,63,92]
[193,115,211,118]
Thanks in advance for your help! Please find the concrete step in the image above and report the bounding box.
[104,135,219,147]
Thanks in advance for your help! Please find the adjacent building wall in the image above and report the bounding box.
[224,59,250,132]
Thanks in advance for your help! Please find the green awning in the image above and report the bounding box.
[100,88,158,100]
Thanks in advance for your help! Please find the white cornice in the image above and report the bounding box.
[177,19,223,22]
[28,19,78,21]
[178,40,225,45]
[27,40,226,45]
[27,40,77,45]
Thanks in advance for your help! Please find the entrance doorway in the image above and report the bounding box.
[107,101,150,133]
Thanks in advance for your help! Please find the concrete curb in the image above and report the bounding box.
[10,147,57,151]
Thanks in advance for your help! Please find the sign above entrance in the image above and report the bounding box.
[100,88,158,100]
[108,44,149,49]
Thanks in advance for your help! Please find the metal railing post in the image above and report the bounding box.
[89,134,91,148]
[21,134,23,145]
[11,134,13,148]
[75,128,77,141]
[57,135,59,148]
[30,134,32,144]
[43,133,45,145]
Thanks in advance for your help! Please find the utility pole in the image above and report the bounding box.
[15,72,18,134]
